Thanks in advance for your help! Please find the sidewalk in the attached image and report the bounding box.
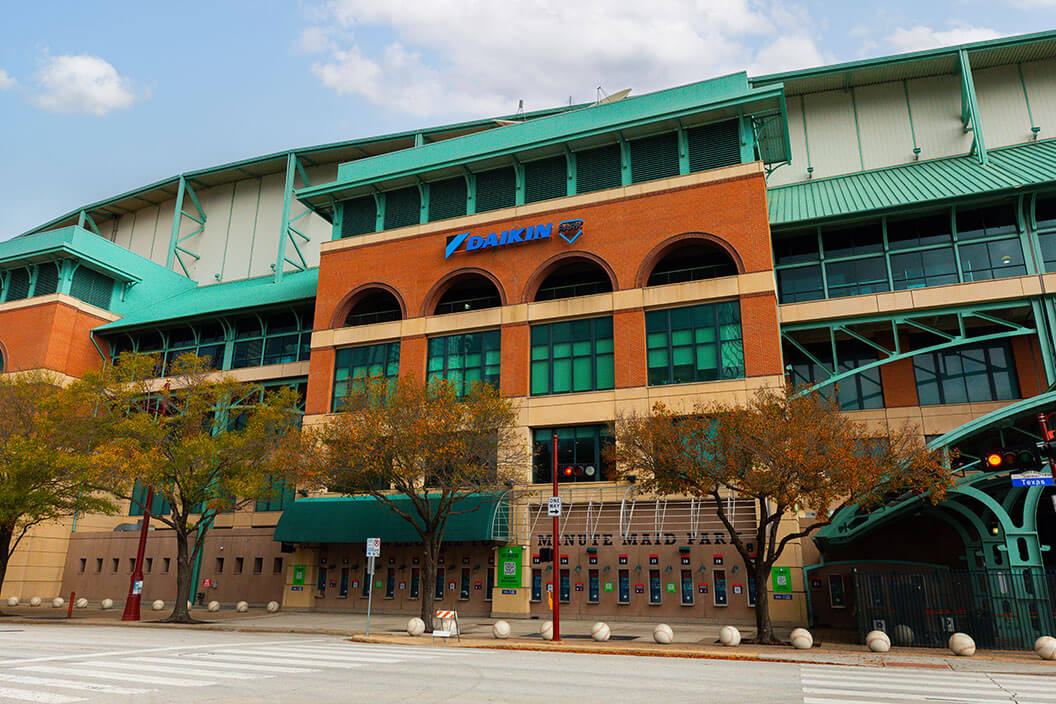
[4,604,1056,674]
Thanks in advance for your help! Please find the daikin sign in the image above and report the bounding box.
[444,218,583,258]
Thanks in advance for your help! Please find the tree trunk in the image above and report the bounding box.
[166,528,194,623]
[753,562,777,643]
[0,526,13,611]
[420,535,436,632]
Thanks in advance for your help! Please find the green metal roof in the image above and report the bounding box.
[273,493,506,544]
[298,73,787,209]
[768,139,1056,227]
[94,267,318,333]
[752,29,1056,97]
[17,106,578,240]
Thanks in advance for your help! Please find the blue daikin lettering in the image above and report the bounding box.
[444,219,572,258]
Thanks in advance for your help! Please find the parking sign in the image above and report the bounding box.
[366,538,381,557]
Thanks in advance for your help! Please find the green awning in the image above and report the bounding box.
[273,493,508,544]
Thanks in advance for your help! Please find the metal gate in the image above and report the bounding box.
[853,568,1056,650]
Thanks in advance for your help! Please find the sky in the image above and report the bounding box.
[1,1,1054,239]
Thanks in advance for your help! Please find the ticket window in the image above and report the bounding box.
[559,569,571,603]
[410,568,421,599]
[435,568,445,600]
[339,568,350,598]
[316,567,328,598]
[459,568,471,600]
[747,576,756,607]
[385,568,396,599]
[485,568,494,602]
[680,569,693,606]
[361,569,371,598]
[829,575,846,608]
[618,569,630,604]
[649,569,662,605]
[531,569,542,602]
[588,569,600,604]
[714,568,728,606]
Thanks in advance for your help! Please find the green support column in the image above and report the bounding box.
[331,200,343,241]
[563,146,576,196]
[463,168,476,215]
[512,158,525,206]
[373,192,386,232]
[618,136,631,186]
[677,125,690,174]
[738,115,757,164]
[417,181,429,224]
[959,49,988,165]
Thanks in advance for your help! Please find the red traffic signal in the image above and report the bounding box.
[985,446,1040,470]
[559,464,597,481]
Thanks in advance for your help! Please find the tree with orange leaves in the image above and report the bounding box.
[613,385,949,643]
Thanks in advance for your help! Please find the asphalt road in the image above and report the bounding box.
[0,624,1053,703]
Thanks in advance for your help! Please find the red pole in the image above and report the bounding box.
[67,592,74,619]
[121,488,153,621]
[1038,413,1056,475]
[552,430,560,642]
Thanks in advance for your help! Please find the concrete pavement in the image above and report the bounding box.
[3,604,1056,674]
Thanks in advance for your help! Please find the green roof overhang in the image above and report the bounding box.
[751,29,1056,97]
[296,73,788,216]
[0,225,189,286]
[94,267,318,334]
[273,493,509,545]
[768,138,1056,228]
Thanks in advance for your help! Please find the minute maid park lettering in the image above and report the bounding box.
[444,218,583,258]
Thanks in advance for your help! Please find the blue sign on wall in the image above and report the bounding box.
[444,218,583,258]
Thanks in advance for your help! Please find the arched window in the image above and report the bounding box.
[0,345,5,374]
[647,241,738,286]
[433,274,502,315]
[534,258,614,302]
[345,290,403,326]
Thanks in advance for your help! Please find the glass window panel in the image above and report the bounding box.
[822,221,883,258]
[530,317,612,395]
[957,203,1017,240]
[887,212,952,250]
[777,265,824,303]
[773,230,820,264]
[1036,194,1056,230]
[647,303,743,387]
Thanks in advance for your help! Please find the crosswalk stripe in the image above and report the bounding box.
[169,655,316,674]
[803,697,1014,704]
[108,659,269,680]
[236,647,408,663]
[0,687,85,703]
[0,673,151,695]
[18,665,216,688]
[802,675,1056,697]
[803,684,1039,703]
[174,652,360,669]
[287,643,461,657]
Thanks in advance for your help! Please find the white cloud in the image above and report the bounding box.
[887,25,1002,54]
[1002,0,1056,7]
[31,54,141,116]
[307,0,825,117]
[0,70,15,90]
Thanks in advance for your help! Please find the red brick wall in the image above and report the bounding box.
[308,172,778,414]
[0,299,110,377]
[1012,336,1045,398]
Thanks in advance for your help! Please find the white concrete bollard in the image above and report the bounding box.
[151,599,165,611]
[406,617,425,636]
[51,597,64,608]
[653,623,674,644]
[790,627,814,649]
[866,630,891,653]
[591,622,611,642]
[75,598,88,609]
[266,601,280,613]
[949,632,976,657]
[893,624,914,645]
[29,596,41,607]
[492,620,511,639]
[207,600,221,612]
[100,598,113,610]
[1034,635,1056,661]
[540,620,554,641]
[235,601,249,612]
[5,597,17,607]
[719,625,741,646]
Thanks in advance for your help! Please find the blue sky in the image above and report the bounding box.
[1,1,1054,239]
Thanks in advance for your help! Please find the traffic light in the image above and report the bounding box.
[560,464,597,481]
[984,445,1041,471]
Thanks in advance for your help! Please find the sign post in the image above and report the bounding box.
[551,430,561,642]
[121,487,153,622]
[365,538,380,636]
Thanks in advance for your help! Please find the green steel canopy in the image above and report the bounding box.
[768,138,1056,227]
[273,493,508,544]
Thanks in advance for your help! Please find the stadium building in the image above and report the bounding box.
[4,30,1056,647]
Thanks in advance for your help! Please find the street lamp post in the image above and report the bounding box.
[551,430,560,642]
[121,487,153,621]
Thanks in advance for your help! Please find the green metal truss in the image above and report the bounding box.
[783,302,1036,399]
[166,175,206,278]
[76,210,102,238]
[959,49,988,165]
[274,153,314,282]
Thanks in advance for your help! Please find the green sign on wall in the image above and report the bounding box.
[496,546,523,589]
[771,566,792,594]
[292,564,306,586]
